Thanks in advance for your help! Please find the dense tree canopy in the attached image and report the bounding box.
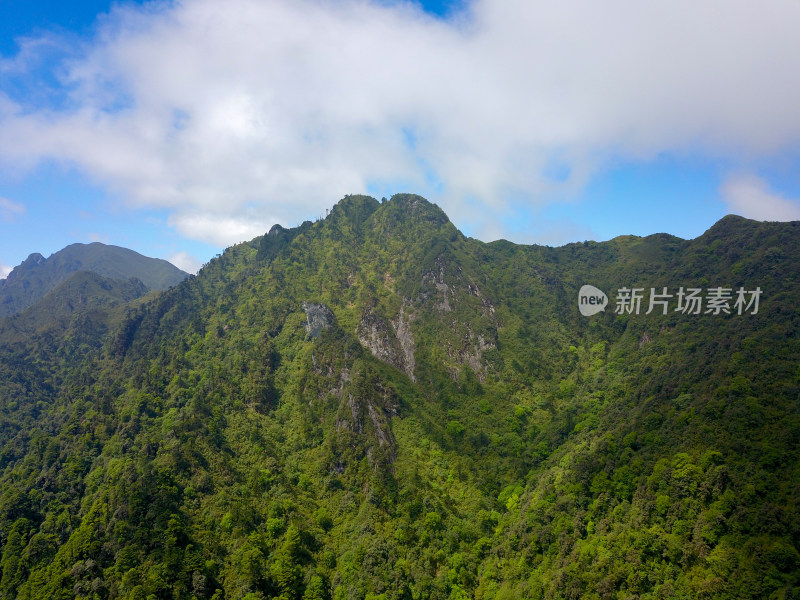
[0,195,798,599]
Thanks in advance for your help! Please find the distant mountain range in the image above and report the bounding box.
[0,196,797,599]
[0,242,188,318]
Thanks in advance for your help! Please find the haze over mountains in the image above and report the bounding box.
[0,194,797,599]
[0,242,189,319]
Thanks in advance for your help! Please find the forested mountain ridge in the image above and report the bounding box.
[0,194,798,600]
[0,242,188,318]
[0,271,152,353]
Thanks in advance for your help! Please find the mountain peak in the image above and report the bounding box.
[3,253,45,283]
[704,213,758,236]
[700,213,800,245]
[387,193,449,225]
[0,242,187,318]
[22,252,46,266]
[327,194,380,226]
[362,193,455,243]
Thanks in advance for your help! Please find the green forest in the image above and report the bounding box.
[0,194,798,599]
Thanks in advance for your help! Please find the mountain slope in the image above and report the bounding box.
[0,194,797,600]
[0,242,188,318]
[0,271,150,348]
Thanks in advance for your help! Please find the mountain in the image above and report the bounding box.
[0,194,798,600]
[0,271,150,350]
[0,242,188,318]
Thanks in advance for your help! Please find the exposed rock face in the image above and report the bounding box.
[334,384,398,466]
[392,306,416,381]
[639,332,653,348]
[308,338,399,471]
[417,251,500,381]
[302,301,335,338]
[357,311,401,366]
[421,260,453,312]
[457,331,496,381]
[356,307,416,382]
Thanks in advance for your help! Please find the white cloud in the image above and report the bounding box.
[0,0,799,245]
[167,211,276,247]
[721,175,800,221]
[527,219,598,248]
[168,251,203,274]
[0,262,11,279]
[0,197,26,222]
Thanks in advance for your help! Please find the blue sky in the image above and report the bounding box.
[1,0,799,276]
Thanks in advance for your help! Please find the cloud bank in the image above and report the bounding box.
[0,197,26,222]
[1,0,800,245]
[721,175,800,222]
[169,251,203,274]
